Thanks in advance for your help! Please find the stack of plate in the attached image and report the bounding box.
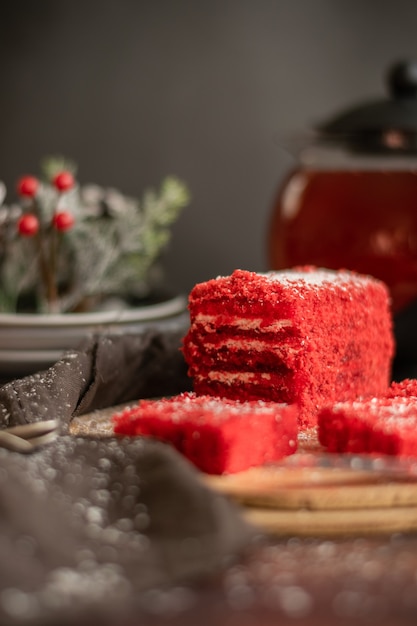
[0,295,189,381]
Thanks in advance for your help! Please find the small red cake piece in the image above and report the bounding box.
[182,267,394,428]
[113,392,298,474]
[318,397,417,456]
[384,378,417,399]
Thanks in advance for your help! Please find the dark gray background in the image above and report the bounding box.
[1,0,417,295]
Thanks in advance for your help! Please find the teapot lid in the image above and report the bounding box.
[317,60,417,154]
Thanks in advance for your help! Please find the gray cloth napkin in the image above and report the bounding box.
[0,329,256,626]
[0,329,192,430]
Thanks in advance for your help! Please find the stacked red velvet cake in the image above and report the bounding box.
[113,392,298,474]
[182,267,394,427]
[113,266,399,473]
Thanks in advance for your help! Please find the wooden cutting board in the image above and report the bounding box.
[203,462,417,536]
[70,406,417,537]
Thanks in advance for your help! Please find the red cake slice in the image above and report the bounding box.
[318,397,417,456]
[384,378,417,399]
[113,392,298,474]
[182,267,394,428]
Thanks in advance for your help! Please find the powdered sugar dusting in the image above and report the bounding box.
[211,267,382,289]
[261,267,379,289]
[330,397,417,420]
[115,392,290,421]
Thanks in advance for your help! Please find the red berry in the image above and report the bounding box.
[17,214,39,236]
[16,176,39,198]
[53,171,75,192]
[52,211,75,231]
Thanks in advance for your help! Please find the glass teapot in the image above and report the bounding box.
[268,60,417,378]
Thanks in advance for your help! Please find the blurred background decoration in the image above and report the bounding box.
[2,0,417,298]
[0,156,189,314]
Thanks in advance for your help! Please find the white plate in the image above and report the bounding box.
[0,297,190,380]
[0,295,187,327]
[0,349,63,363]
[0,350,63,379]
[0,312,190,351]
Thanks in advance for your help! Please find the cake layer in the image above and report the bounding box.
[185,335,390,374]
[190,315,295,334]
[191,377,297,405]
[187,268,391,323]
[113,392,298,474]
[184,341,300,371]
[192,367,384,415]
[183,267,395,428]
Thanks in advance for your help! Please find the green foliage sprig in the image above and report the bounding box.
[0,157,190,313]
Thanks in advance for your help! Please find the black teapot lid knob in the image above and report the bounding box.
[388,60,417,99]
[317,60,417,154]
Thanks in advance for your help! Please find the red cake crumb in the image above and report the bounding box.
[182,267,394,428]
[318,397,417,456]
[113,392,298,474]
[384,378,417,399]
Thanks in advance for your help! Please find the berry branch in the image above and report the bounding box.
[0,157,190,314]
[16,171,75,313]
